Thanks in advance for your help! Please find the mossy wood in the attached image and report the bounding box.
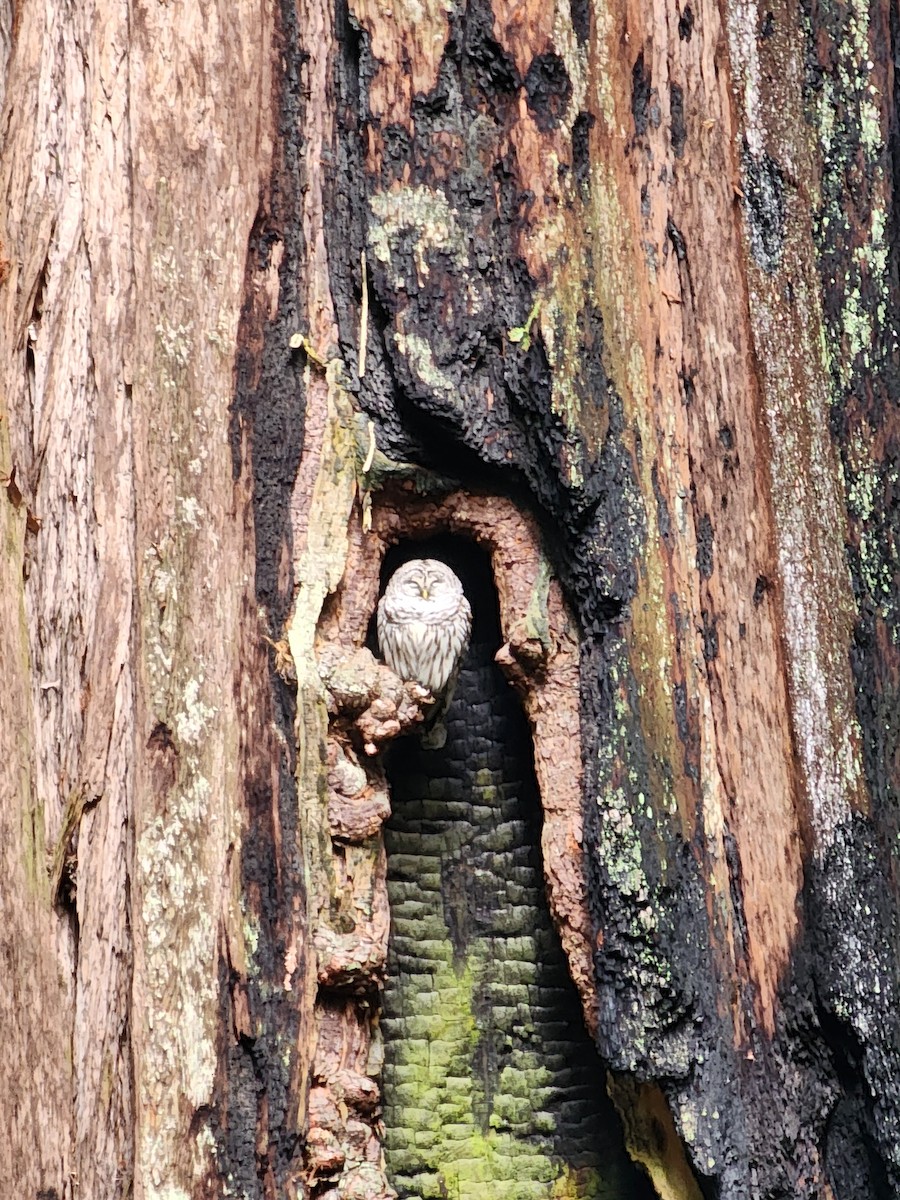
[1,0,898,1197]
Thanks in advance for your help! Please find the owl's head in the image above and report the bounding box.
[387,558,464,605]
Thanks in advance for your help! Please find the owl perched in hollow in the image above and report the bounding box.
[377,559,472,749]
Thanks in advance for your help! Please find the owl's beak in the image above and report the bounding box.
[420,587,429,599]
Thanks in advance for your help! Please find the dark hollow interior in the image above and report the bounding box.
[377,534,654,1198]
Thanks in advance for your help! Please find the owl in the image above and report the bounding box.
[377,558,472,749]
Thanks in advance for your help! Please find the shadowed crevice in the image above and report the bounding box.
[379,534,654,1199]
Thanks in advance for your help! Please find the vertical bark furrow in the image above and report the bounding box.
[0,0,136,1188]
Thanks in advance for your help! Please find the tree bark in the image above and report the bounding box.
[2,0,899,1197]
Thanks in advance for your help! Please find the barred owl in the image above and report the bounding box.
[377,558,472,749]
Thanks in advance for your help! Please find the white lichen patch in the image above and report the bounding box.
[173,677,216,746]
[190,1121,221,1192]
[155,315,194,370]
[143,546,179,694]
[135,627,226,1183]
[596,726,654,917]
[137,801,219,1174]
[368,184,484,333]
[551,0,587,115]
[177,495,204,530]
[725,0,766,157]
[152,244,184,292]
[369,185,469,281]
[588,1,619,129]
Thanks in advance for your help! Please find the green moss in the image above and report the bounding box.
[384,818,627,1196]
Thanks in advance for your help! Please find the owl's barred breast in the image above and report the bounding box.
[384,621,435,689]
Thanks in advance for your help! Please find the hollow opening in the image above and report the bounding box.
[377,533,655,1199]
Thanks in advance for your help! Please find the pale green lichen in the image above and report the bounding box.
[845,431,898,623]
[523,558,552,651]
[810,0,899,651]
[814,0,891,385]
[241,909,260,957]
[539,295,590,494]
[589,643,689,1069]
[369,185,473,290]
[846,428,879,525]
[394,330,461,406]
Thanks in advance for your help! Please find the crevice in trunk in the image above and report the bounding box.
[306,487,700,1198]
[379,532,655,1198]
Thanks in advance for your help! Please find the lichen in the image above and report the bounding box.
[384,932,607,1199]
[523,559,552,651]
[806,1,897,642]
[725,0,766,156]
[394,330,461,406]
[813,0,891,387]
[369,185,473,292]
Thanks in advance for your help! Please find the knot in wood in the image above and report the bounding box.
[495,630,549,691]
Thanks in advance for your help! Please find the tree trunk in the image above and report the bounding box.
[2,0,899,1197]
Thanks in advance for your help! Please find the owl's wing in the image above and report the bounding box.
[419,597,472,750]
[377,594,404,676]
